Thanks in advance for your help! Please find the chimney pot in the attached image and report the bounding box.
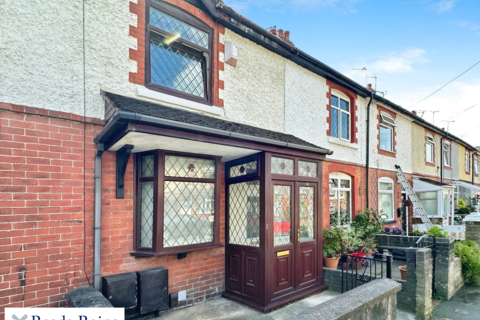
[284,31,290,40]
[412,110,417,115]
[278,29,284,38]
[270,29,276,34]
[367,84,372,89]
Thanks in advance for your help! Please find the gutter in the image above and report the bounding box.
[94,111,333,155]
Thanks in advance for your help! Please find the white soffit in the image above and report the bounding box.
[108,132,260,162]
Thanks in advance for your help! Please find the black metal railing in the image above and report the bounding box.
[341,254,392,293]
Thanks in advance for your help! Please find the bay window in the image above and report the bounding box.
[378,178,394,220]
[134,151,221,256]
[146,1,213,104]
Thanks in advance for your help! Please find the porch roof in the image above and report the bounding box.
[452,180,480,192]
[413,177,454,192]
[95,92,332,157]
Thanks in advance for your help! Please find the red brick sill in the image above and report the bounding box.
[130,243,224,258]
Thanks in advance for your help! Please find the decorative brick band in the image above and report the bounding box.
[129,0,225,107]
[0,102,104,125]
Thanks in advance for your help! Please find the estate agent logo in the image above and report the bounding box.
[6,309,124,320]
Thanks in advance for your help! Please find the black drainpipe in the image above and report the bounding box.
[365,91,374,208]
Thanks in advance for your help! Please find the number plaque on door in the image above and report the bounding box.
[277,250,289,257]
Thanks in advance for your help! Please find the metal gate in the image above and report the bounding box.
[341,254,392,293]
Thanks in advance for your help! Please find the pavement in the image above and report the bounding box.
[154,290,341,320]
[430,285,480,320]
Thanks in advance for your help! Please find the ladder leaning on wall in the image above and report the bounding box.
[395,165,434,230]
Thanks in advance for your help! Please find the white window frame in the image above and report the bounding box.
[378,177,395,220]
[379,112,396,152]
[426,133,435,163]
[330,94,350,141]
[329,172,352,226]
[466,150,470,173]
[443,142,451,167]
[475,155,479,174]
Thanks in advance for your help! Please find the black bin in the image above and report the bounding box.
[137,267,168,314]
[101,272,137,309]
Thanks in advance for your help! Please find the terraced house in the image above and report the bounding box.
[0,0,479,316]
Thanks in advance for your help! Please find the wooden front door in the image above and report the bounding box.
[272,181,318,298]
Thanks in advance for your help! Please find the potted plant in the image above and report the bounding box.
[323,226,343,269]
[399,265,407,280]
[351,252,365,269]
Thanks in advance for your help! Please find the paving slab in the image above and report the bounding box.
[154,290,341,320]
[430,285,480,320]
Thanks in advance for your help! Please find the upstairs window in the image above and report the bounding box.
[426,133,435,163]
[330,95,350,141]
[466,150,471,173]
[444,142,451,167]
[475,155,479,174]
[379,112,396,152]
[146,1,212,104]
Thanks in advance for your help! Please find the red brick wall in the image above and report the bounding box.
[129,0,225,107]
[0,105,226,318]
[322,160,408,229]
[0,107,101,317]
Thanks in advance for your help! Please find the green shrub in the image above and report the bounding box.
[323,226,343,258]
[351,208,385,238]
[458,207,471,215]
[427,225,449,238]
[410,230,425,236]
[455,240,480,284]
[458,198,466,208]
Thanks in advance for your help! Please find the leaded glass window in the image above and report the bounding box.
[331,94,350,141]
[274,185,292,246]
[136,152,219,254]
[299,186,315,241]
[229,161,257,178]
[299,161,318,177]
[271,157,294,175]
[147,2,211,104]
[228,181,261,247]
[165,155,215,179]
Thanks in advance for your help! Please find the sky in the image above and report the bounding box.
[222,0,480,146]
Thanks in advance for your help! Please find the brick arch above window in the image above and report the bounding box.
[326,79,358,144]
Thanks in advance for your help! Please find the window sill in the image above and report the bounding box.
[383,219,397,224]
[328,137,358,149]
[130,243,224,258]
[136,86,224,117]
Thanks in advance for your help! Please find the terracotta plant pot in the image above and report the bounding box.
[353,260,362,270]
[324,257,340,269]
[399,265,407,280]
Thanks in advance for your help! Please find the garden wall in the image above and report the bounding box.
[376,235,464,300]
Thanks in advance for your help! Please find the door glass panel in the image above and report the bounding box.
[228,180,260,247]
[299,186,314,242]
[299,161,318,177]
[273,185,292,246]
[140,181,154,248]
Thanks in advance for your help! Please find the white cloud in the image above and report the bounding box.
[391,79,480,146]
[430,0,457,13]
[455,21,480,35]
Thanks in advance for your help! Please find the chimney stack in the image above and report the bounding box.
[284,31,290,40]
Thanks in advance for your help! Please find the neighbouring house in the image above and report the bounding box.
[1,0,480,317]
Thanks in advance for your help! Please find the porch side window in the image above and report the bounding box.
[378,178,394,220]
[417,191,438,216]
[426,133,434,163]
[330,95,350,140]
[135,152,220,254]
[379,112,396,152]
[444,142,451,167]
[146,1,212,104]
[329,173,351,225]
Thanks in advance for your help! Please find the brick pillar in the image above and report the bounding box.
[415,248,433,320]
[465,221,480,246]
